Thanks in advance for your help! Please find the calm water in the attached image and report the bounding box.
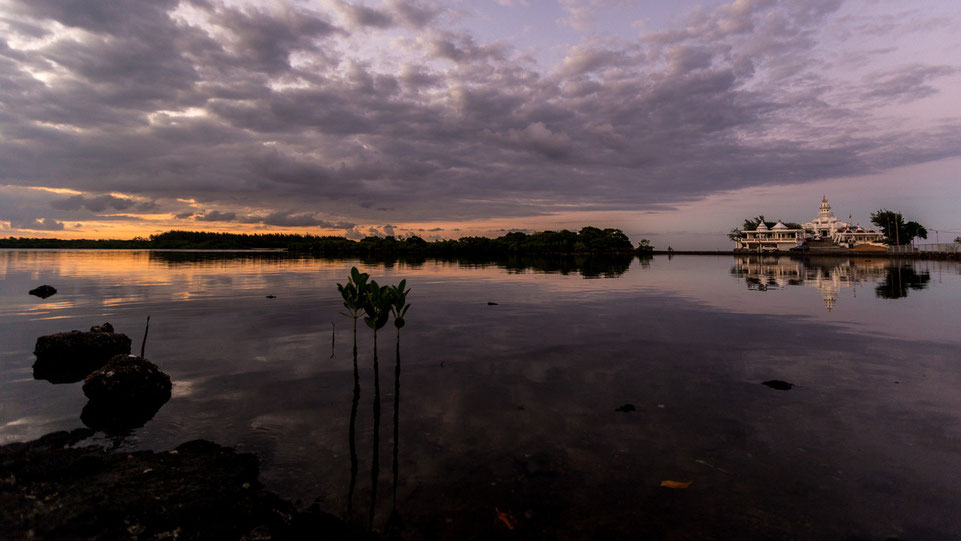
[2,250,961,539]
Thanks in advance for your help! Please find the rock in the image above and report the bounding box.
[89,322,114,333]
[33,328,132,383]
[28,285,57,298]
[487,301,499,305]
[83,355,172,408]
[762,380,794,391]
[615,403,636,412]
[0,432,361,540]
[265,295,277,299]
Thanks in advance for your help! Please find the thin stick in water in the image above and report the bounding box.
[140,315,151,358]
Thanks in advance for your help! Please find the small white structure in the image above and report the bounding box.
[735,217,803,252]
[834,224,885,248]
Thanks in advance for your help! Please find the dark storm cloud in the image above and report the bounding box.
[0,0,959,228]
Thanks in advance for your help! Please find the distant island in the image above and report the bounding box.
[0,227,654,256]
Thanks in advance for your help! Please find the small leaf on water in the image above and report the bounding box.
[659,480,692,489]
[495,508,518,530]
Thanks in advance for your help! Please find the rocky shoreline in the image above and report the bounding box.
[0,429,371,540]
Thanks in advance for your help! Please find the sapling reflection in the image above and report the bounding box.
[387,280,410,532]
[337,267,369,519]
[363,279,392,531]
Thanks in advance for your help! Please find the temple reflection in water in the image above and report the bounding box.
[731,256,929,310]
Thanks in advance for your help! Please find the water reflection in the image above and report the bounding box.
[146,250,635,278]
[875,265,931,299]
[4,251,961,538]
[731,255,930,310]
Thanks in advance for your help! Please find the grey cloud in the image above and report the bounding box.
[385,0,442,27]
[240,211,354,228]
[339,2,393,28]
[51,195,136,212]
[0,0,958,228]
[195,210,237,222]
[11,217,65,231]
[862,64,959,103]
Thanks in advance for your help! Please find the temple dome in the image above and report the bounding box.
[772,221,789,230]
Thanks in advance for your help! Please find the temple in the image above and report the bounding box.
[735,196,885,252]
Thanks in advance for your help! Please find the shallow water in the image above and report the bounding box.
[2,250,961,539]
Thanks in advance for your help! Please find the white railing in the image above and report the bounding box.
[914,243,961,253]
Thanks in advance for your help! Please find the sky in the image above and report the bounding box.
[0,0,959,249]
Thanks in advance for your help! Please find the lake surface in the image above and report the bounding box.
[2,250,961,539]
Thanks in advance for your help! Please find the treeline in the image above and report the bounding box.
[2,226,648,255]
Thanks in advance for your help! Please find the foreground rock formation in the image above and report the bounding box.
[0,429,366,540]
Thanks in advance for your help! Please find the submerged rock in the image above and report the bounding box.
[80,399,164,434]
[28,284,57,298]
[33,327,132,383]
[83,354,172,407]
[762,380,794,391]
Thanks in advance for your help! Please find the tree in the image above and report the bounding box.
[636,239,654,252]
[955,236,961,244]
[870,209,928,245]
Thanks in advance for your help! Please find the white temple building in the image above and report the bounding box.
[801,196,884,247]
[735,218,804,251]
[803,197,848,239]
[735,197,885,252]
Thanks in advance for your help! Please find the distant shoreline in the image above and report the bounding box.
[652,250,960,260]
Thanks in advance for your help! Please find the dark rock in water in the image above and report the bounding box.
[33,328,132,383]
[89,322,114,333]
[28,284,57,298]
[488,301,499,305]
[762,380,794,391]
[0,431,361,540]
[83,354,172,408]
[615,403,636,412]
[265,295,277,298]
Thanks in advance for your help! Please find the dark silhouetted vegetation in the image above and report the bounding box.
[870,210,927,245]
[2,227,638,255]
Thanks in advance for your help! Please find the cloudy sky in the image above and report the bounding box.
[1,0,959,248]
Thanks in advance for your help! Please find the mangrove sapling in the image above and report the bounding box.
[387,281,411,531]
[363,280,391,531]
[337,267,370,519]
